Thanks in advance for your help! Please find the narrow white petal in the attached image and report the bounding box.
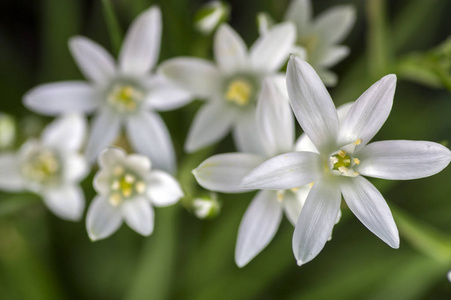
[145,75,193,111]
[147,170,183,206]
[126,111,176,173]
[284,0,312,31]
[193,153,265,193]
[86,196,122,241]
[318,46,350,68]
[235,190,282,267]
[85,111,121,163]
[292,179,341,265]
[93,170,111,195]
[287,57,339,153]
[257,78,294,156]
[0,153,25,191]
[23,82,99,116]
[98,147,126,169]
[357,140,451,180]
[341,176,399,248]
[125,154,152,173]
[159,58,221,97]
[42,114,87,151]
[64,154,89,183]
[214,24,247,73]
[338,74,396,146]
[283,185,310,226]
[313,5,356,44]
[241,151,323,190]
[43,185,85,221]
[233,110,267,157]
[250,22,296,72]
[69,36,116,83]
[121,197,154,236]
[185,102,235,152]
[119,6,162,74]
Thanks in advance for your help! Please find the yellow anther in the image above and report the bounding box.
[290,187,300,193]
[108,84,143,113]
[125,174,135,183]
[136,181,146,194]
[354,139,362,145]
[109,193,122,206]
[309,182,314,188]
[338,150,346,158]
[111,180,120,190]
[353,158,360,165]
[277,191,284,202]
[225,79,252,106]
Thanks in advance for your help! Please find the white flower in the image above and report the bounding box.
[259,0,356,86]
[0,114,88,221]
[23,6,191,173]
[159,22,296,153]
[242,57,451,266]
[193,79,344,267]
[86,147,183,241]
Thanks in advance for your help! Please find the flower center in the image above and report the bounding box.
[298,35,318,59]
[224,79,253,106]
[328,139,362,177]
[108,166,146,206]
[107,84,144,113]
[21,148,61,185]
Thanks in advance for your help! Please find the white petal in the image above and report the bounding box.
[318,69,338,87]
[318,46,350,68]
[159,58,221,97]
[193,153,265,193]
[313,5,356,45]
[292,179,341,265]
[86,196,122,241]
[120,197,154,236]
[43,185,85,221]
[85,110,121,163]
[241,151,323,190]
[145,75,193,111]
[341,176,399,248]
[98,147,126,169]
[287,56,339,153]
[68,36,116,83]
[257,78,294,157]
[185,102,235,152]
[0,153,25,191]
[125,154,152,173]
[284,0,312,31]
[23,82,99,116]
[64,153,89,183]
[357,140,451,180]
[42,114,86,151]
[93,170,111,195]
[283,185,310,226]
[338,74,396,146]
[235,190,282,267]
[214,24,248,73]
[126,111,176,173]
[250,22,296,72]
[119,6,162,74]
[147,170,183,206]
[233,110,267,157]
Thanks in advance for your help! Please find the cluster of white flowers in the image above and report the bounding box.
[1,0,450,269]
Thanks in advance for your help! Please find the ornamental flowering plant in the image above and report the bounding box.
[2,0,451,298]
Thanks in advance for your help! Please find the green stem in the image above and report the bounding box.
[100,0,123,55]
[0,194,40,218]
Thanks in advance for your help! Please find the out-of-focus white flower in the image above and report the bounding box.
[159,22,296,153]
[0,113,16,149]
[192,78,345,267]
[192,193,220,219]
[86,148,183,241]
[242,57,451,266]
[194,1,230,35]
[24,6,191,173]
[0,114,88,221]
[259,0,356,86]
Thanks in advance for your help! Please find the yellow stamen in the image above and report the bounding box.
[225,79,252,106]
[354,139,362,145]
[109,193,122,206]
[353,158,360,165]
[338,150,346,158]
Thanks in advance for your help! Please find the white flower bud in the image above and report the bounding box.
[194,1,230,35]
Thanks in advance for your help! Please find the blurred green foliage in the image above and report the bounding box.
[1,0,451,299]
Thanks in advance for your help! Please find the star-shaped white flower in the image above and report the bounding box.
[242,57,451,266]
[259,0,356,86]
[0,114,88,221]
[24,6,190,173]
[159,22,296,153]
[193,79,346,267]
[86,147,183,241]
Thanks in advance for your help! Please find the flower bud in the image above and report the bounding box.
[192,193,220,219]
[194,1,230,35]
[0,113,16,149]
